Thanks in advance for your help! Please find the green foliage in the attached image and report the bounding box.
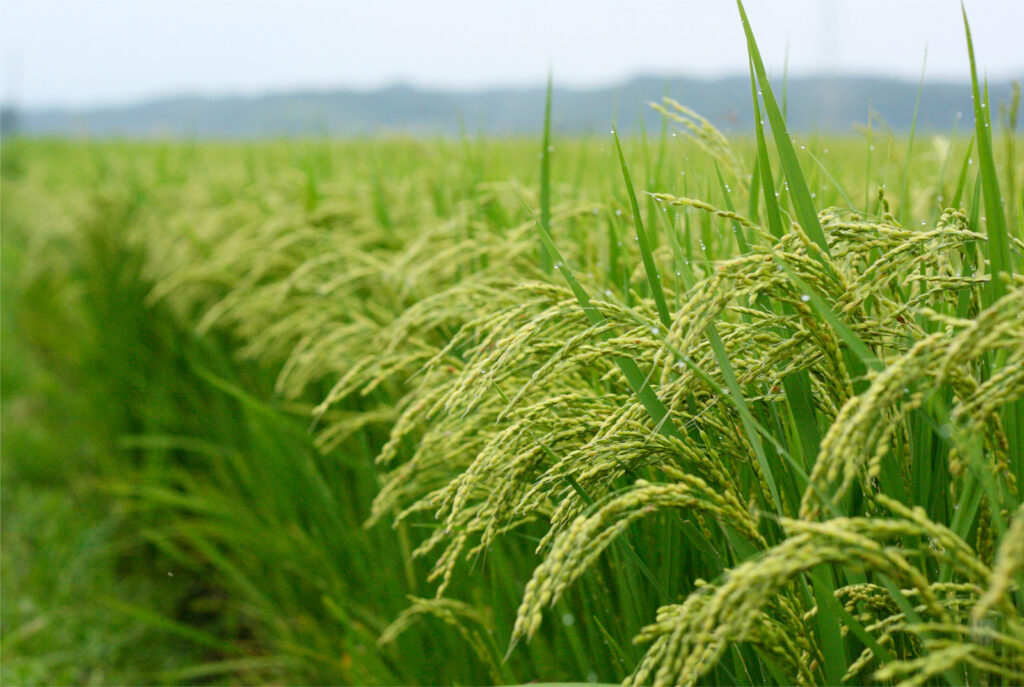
[4,11,1024,685]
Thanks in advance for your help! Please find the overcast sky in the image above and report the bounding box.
[2,0,1022,109]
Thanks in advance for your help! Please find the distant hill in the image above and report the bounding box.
[8,75,1022,138]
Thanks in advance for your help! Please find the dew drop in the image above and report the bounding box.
[562,613,575,627]
[800,294,811,302]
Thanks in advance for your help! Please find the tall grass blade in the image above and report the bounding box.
[748,57,824,471]
[963,3,1023,489]
[950,135,975,209]
[749,71,785,241]
[736,0,830,256]
[715,161,750,253]
[962,4,1013,303]
[612,127,671,328]
[539,72,554,273]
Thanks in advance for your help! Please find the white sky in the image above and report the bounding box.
[2,0,1022,109]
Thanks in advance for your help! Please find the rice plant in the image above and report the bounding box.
[3,3,1022,684]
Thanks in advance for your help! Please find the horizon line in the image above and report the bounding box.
[8,69,1023,114]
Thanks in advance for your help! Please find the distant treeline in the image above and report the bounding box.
[9,74,1023,138]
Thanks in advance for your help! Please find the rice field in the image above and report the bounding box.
[3,12,1024,687]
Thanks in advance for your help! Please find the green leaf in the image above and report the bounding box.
[963,4,1013,304]
[539,72,555,273]
[737,0,830,257]
[613,127,671,328]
